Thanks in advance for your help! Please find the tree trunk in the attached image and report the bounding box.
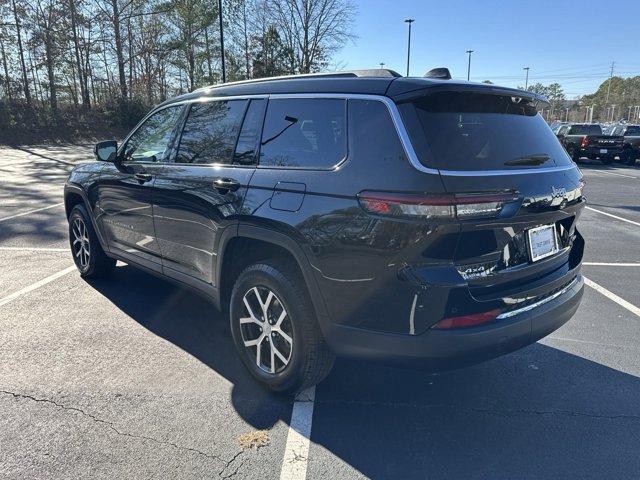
[0,39,12,101]
[110,0,128,99]
[11,0,32,107]
[204,27,213,82]
[44,31,58,119]
[243,2,250,78]
[69,0,90,108]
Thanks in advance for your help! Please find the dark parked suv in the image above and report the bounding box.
[64,70,586,392]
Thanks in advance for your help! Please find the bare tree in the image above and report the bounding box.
[268,0,356,73]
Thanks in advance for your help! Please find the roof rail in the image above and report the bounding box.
[195,69,402,92]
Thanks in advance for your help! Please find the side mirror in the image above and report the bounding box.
[94,140,118,162]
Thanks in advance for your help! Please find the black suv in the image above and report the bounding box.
[65,70,585,392]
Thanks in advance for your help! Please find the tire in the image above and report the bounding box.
[230,261,335,393]
[622,150,636,166]
[571,150,581,163]
[68,204,116,278]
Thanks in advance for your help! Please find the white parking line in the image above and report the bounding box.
[0,203,64,222]
[584,276,640,318]
[280,387,315,480]
[0,265,76,308]
[585,206,640,227]
[0,247,68,252]
[583,262,640,267]
[587,169,637,179]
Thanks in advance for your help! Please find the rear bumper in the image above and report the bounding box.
[323,274,584,370]
[580,147,623,157]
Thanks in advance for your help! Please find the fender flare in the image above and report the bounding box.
[64,183,110,252]
[216,224,331,331]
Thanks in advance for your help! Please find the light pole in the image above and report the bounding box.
[218,0,226,83]
[466,50,474,81]
[523,67,530,90]
[404,19,414,77]
[379,62,385,69]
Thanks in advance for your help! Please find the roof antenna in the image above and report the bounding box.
[424,68,451,80]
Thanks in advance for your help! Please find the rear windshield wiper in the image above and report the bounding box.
[504,154,551,167]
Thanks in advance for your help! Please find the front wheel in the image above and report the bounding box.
[230,261,335,393]
[68,204,116,278]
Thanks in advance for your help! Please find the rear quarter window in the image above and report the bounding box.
[406,92,571,170]
[259,98,346,169]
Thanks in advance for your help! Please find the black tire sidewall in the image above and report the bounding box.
[230,264,311,392]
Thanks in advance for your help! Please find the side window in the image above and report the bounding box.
[349,99,406,165]
[175,100,247,164]
[259,98,346,168]
[123,105,183,162]
[233,99,267,165]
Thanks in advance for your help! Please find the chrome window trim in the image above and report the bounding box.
[118,91,579,177]
[267,93,440,174]
[118,95,268,168]
[438,164,578,177]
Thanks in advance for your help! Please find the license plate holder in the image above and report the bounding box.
[527,224,559,262]
[600,148,608,154]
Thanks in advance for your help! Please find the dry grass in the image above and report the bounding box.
[236,430,270,450]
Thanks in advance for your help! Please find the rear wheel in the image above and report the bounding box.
[68,204,116,278]
[622,150,636,166]
[230,261,335,393]
[571,149,581,163]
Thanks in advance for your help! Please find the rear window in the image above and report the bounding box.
[409,92,571,171]
[625,126,640,135]
[568,124,602,136]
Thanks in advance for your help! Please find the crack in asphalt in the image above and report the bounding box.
[1,390,223,463]
[313,399,640,421]
[219,450,248,479]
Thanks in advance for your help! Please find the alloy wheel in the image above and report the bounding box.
[239,286,293,374]
[72,217,91,270]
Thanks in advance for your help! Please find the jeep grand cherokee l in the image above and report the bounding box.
[64,69,585,392]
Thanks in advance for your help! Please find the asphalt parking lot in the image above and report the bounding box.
[1,145,639,480]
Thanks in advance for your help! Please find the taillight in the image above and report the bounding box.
[358,191,519,220]
[580,136,589,148]
[431,309,501,329]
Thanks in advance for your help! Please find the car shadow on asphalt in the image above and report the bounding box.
[88,264,640,480]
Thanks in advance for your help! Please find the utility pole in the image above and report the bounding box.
[218,0,226,83]
[605,61,614,104]
[404,19,414,77]
[611,104,616,122]
[590,104,594,123]
[629,105,632,121]
[523,67,530,90]
[565,107,569,122]
[466,50,474,81]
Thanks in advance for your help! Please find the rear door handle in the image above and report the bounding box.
[134,173,153,184]
[213,177,240,192]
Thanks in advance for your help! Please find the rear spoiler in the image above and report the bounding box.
[391,83,548,106]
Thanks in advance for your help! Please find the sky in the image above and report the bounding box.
[335,0,640,98]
